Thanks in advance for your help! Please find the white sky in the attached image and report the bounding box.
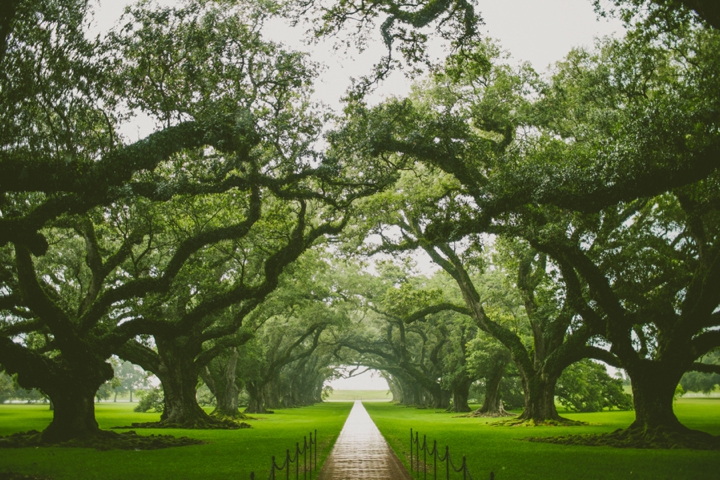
[90,0,624,390]
[92,0,624,141]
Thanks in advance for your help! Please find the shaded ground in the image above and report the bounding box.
[112,420,250,430]
[0,474,53,480]
[527,427,720,450]
[0,430,203,450]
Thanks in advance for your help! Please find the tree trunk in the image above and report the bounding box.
[203,349,244,419]
[129,389,133,403]
[385,375,403,403]
[478,366,507,414]
[449,377,472,413]
[516,371,562,423]
[432,388,451,409]
[244,382,269,414]
[39,359,113,442]
[155,338,212,427]
[626,361,685,432]
[41,387,99,442]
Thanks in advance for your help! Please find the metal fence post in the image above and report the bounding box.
[296,443,300,480]
[410,428,413,475]
[250,472,254,480]
[445,446,449,480]
[423,435,427,480]
[462,456,467,480]
[314,429,318,472]
[490,472,495,480]
[415,431,420,474]
[271,456,276,480]
[286,449,290,480]
[304,436,307,480]
[433,440,437,480]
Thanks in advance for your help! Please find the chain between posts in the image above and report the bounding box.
[249,429,317,480]
[410,428,493,480]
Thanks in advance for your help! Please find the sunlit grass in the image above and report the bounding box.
[0,402,353,479]
[366,397,720,480]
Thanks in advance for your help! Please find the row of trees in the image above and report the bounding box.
[1,0,719,449]
[325,2,720,444]
[0,0,394,442]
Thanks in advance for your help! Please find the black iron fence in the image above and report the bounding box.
[410,429,495,480]
[250,430,317,480]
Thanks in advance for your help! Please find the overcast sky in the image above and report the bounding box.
[93,0,625,121]
[91,0,624,390]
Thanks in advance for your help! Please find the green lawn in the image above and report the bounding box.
[365,398,720,480]
[0,402,352,480]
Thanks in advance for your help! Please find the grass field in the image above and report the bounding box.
[325,389,392,402]
[365,397,720,480]
[2,398,719,479]
[0,402,352,480]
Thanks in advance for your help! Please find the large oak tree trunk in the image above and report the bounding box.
[449,376,472,413]
[244,382,269,414]
[42,387,100,443]
[480,368,504,413]
[517,371,562,422]
[470,367,512,417]
[155,338,213,427]
[626,361,685,433]
[203,348,244,419]
[40,361,112,443]
[2,339,113,442]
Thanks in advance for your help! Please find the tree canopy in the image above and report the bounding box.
[1,0,720,452]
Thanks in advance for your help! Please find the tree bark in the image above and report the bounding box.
[626,361,685,432]
[1,339,112,442]
[449,376,472,412]
[244,382,269,414]
[154,337,213,427]
[41,386,100,442]
[516,371,561,422]
[203,348,243,418]
[477,368,505,415]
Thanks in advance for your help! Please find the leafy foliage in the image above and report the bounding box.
[556,360,633,413]
[134,387,164,414]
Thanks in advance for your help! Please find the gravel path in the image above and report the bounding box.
[317,401,411,480]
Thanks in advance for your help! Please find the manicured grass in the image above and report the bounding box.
[325,389,392,402]
[0,402,353,479]
[365,398,720,480]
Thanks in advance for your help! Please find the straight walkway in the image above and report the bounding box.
[317,401,412,480]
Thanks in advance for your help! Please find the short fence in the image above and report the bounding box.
[410,429,494,480]
[250,430,317,480]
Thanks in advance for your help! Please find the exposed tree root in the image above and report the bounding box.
[210,412,256,423]
[113,418,251,430]
[458,409,516,418]
[0,429,203,450]
[492,417,587,427]
[526,426,720,450]
[460,402,515,418]
[0,473,53,480]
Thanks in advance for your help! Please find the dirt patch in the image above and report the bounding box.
[113,420,251,430]
[493,418,587,427]
[525,427,720,450]
[0,473,53,480]
[0,430,204,450]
